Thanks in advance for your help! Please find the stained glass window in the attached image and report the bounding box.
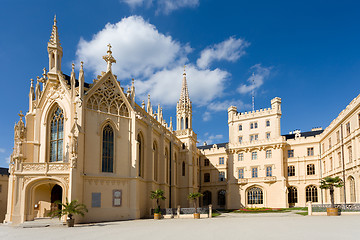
[102,125,114,172]
[50,107,64,162]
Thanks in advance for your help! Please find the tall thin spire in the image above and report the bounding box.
[251,72,255,111]
[176,66,192,131]
[47,15,63,73]
[49,15,60,46]
[179,65,190,105]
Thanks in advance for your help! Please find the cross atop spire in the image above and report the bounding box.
[103,43,116,72]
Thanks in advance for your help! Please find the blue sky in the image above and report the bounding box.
[1,0,360,167]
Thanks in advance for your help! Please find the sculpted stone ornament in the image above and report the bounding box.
[102,44,116,72]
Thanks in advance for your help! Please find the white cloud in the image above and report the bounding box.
[76,16,189,80]
[199,133,224,145]
[0,148,5,153]
[202,111,211,121]
[207,99,247,112]
[121,0,199,14]
[197,37,250,69]
[5,156,10,164]
[237,64,271,94]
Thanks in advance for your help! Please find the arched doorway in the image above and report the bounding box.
[31,182,63,219]
[288,186,298,207]
[202,191,212,206]
[217,190,226,208]
[51,184,63,212]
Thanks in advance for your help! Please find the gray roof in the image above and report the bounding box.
[0,167,9,176]
[282,130,324,140]
[197,142,228,150]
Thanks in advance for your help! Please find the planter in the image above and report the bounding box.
[327,208,339,216]
[154,213,161,220]
[67,218,75,227]
[193,213,200,219]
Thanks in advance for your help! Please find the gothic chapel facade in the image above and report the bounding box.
[5,17,200,224]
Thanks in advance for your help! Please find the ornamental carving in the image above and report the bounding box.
[23,164,46,172]
[86,78,129,117]
[48,163,69,171]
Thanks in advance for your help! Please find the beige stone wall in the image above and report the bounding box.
[0,174,9,222]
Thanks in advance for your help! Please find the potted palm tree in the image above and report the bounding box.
[48,198,88,227]
[188,192,203,219]
[319,176,343,216]
[150,189,166,220]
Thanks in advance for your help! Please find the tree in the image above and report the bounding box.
[319,176,344,208]
[188,192,203,213]
[48,198,88,227]
[150,189,166,214]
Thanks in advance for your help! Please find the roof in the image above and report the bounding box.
[282,130,324,140]
[0,167,9,176]
[197,142,228,150]
[63,74,90,88]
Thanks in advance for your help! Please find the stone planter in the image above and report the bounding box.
[154,213,161,220]
[327,208,339,216]
[67,218,75,227]
[194,213,200,219]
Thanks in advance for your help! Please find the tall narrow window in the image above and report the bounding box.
[266,166,272,177]
[153,142,158,181]
[50,106,64,162]
[306,164,315,175]
[348,146,353,163]
[266,150,272,159]
[288,186,298,204]
[218,190,226,206]
[349,176,356,202]
[186,117,189,129]
[182,161,185,176]
[239,124,242,131]
[102,125,114,172]
[251,151,257,160]
[238,153,244,161]
[238,168,244,179]
[288,166,295,176]
[219,172,225,181]
[346,122,351,135]
[137,134,143,177]
[251,167,258,178]
[306,185,318,202]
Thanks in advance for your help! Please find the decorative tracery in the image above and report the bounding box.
[50,106,64,162]
[87,78,129,117]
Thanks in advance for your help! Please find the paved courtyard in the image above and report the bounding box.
[1,212,360,240]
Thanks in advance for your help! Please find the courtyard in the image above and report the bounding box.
[1,212,360,240]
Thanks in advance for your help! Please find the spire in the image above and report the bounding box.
[47,15,63,73]
[71,63,76,99]
[78,61,84,98]
[49,15,60,45]
[102,44,116,72]
[147,94,153,115]
[179,66,190,105]
[176,66,192,131]
[35,77,41,100]
[29,79,35,112]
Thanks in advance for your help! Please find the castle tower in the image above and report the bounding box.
[47,15,63,74]
[176,68,192,131]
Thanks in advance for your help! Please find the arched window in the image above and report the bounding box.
[137,133,143,177]
[306,185,318,202]
[50,106,64,162]
[203,191,212,206]
[102,124,114,172]
[340,184,345,203]
[248,187,263,204]
[218,190,226,206]
[153,142,158,181]
[349,176,356,202]
[181,118,184,130]
[186,117,189,129]
[165,148,169,184]
[182,161,185,176]
[288,186,298,204]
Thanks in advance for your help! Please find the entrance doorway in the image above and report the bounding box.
[51,184,63,212]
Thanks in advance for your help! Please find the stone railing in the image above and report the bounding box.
[18,162,70,174]
[237,176,277,185]
[312,204,360,212]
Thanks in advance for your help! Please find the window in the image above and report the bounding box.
[238,168,244,179]
[288,186,298,204]
[307,164,315,175]
[266,132,271,140]
[349,176,356,202]
[238,136,243,144]
[288,166,295,176]
[113,190,122,207]
[254,122,258,128]
[266,166,272,177]
[307,147,314,156]
[266,120,270,127]
[348,146,353,162]
[323,161,326,173]
[329,157,333,171]
[266,150,272,159]
[255,134,258,141]
[219,172,225,182]
[153,142,158,181]
[182,161,185,176]
[219,157,225,165]
[306,185,318,202]
[203,191,212,206]
[204,159,210,166]
[288,150,294,158]
[218,190,226,206]
[251,167,258,178]
[204,173,210,182]
[238,153,244,161]
[338,152,342,168]
[239,124,242,131]
[248,187,263,204]
[0,184,2,193]
[137,134,143,177]
[250,134,258,142]
[251,151,257,160]
[328,138,332,149]
[322,143,325,153]
[346,122,351,135]
[92,192,101,208]
[336,131,340,143]
[250,123,254,129]
[50,106,64,162]
[250,135,254,142]
[102,125,114,173]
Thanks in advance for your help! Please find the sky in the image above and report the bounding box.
[1,0,360,168]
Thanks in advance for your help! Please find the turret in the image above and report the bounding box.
[47,15,63,74]
[176,67,192,130]
[271,97,282,113]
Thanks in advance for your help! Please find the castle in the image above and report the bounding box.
[3,17,360,224]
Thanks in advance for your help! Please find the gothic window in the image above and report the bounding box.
[182,161,185,176]
[288,166,295,176]
[181,118,184,130]
[153,142,158,181]
[288,186,298,204]
[349,176,356,202]
[307,164,315,175]
[50,106,64,162]
[306,185,318,202]
[204,173,210,182]
[203,191,212,206]
[186,117,189,129]
[218,190,226,206]
[248,187,263,204]
[137,133,144,177]
[102,124,114,172]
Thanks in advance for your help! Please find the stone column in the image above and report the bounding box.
[209,204,212,218]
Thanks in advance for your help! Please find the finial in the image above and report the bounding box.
[36,76,40,81]
[142,100,145,109]
[132,78,135,85]
[42,68,47,78]
[30,79,34,87]
[54,15,57,26]
[80,61,84,70]
[183,65,186,75]
[102,44,116,72]
[18,111,24,119]
[72,63,75,71]
[148,94,150,100]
